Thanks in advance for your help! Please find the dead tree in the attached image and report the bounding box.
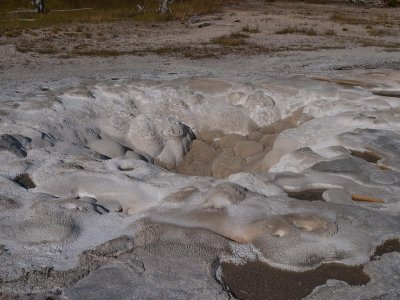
[31,0,45,13]
[136,4,145,13]
[158,0,174,14]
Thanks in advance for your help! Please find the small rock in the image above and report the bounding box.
[0,134,28,158]
[14,173,36,189]
[0,244,8,255]
[198,22,212,28]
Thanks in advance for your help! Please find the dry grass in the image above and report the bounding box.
[330,13,394,27]
[368,28,396,36]
[330,14,370,25]
[212,32,250,46]
[275,26,317,36]
[0,0,227,34]
[324,29,336,36]
[40,45,218,59]
[242,24,260,33]
[71,49,138,57]
[355,37,400,48]
[151,46,218,59]
[169,0,227,20]
[14,37,348,59]
[15,41,60,54]
[6,1,400,59]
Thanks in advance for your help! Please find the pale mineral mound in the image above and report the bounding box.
[0,71,400,299]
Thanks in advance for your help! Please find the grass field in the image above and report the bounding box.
[0,0,226,34]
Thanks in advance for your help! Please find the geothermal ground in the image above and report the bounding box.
[1,1,400,300]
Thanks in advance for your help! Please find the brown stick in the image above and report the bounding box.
[352,194,385,203]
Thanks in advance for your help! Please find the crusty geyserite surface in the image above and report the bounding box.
[1,2,400,299]
[0,70,399,299]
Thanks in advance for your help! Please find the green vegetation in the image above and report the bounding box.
[0,0,227,34]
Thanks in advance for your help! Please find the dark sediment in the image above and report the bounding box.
[350,150,381,164]
[220,260,370,300]
[13,173,36,189]
[372,238,400,259]
[287,189,326,201]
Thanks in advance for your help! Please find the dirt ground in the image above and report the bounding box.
[1,0,399,100]
[3,1,400,56]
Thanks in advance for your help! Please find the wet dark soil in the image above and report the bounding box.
[287,189,326,201]
[13,173,36,189]
[372,238,400,259]
[220,260,370,300]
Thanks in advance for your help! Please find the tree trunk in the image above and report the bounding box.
[159,0,174,14]
[38,0,45,13]
[32,0,45,13]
